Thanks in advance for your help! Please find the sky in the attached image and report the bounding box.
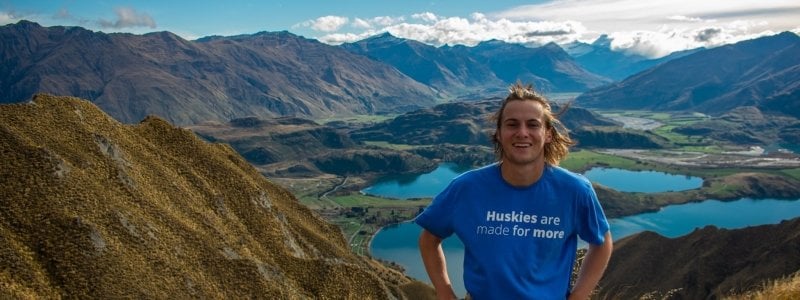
[2,0,799,58]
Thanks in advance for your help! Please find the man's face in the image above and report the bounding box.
[497,100,552,166]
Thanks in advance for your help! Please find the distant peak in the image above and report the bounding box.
[15,19,41,26]
[542,42,562,49]
[477,39,505,46]
[366,32,402,42]
[376,32,397,39]
[592,34,613,48]
[4,20,42,30]
[775,31,800,41]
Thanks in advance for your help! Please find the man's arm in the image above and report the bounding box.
[569,231,613,300]
[419,229,458,300]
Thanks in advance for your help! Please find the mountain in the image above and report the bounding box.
[0,94,434,299]
[576,32,800,116]
[341,33,504,96]
[343,34,611,94]
[565,34,702,81]
[462,40,613,92]
[599,217,800,299]
[0,21,438,125]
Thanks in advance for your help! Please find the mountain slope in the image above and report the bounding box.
[0,94,433,298]
[341,33,504,96]
[576,32,800,116]
[599,218,800,299]
[0,21,438,125]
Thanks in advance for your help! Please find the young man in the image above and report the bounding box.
[416,83,613,299]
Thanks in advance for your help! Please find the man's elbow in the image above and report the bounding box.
[597,231,614,257]
[419,229,442,249]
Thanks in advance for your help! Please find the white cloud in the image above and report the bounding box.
[98,7,156,29]
[667,15,706,23]
[0,12,15,24]
[304,15,404,34]
[0,9,26,25]
[318,13,590,47]
[352,18,372,29]
[381,16,587,47]
[319,30,378,44]
[309,0,799,58]
[491,0,800,57]
[371,16,404,26]
[305,15,349,32]
[412,12,438,23]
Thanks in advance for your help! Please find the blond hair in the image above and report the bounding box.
[490,83,575,165]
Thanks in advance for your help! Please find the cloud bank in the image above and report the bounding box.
[298,0,800,58]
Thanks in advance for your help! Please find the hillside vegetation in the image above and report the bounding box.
[599,218,800,299]
[0,95,434,299]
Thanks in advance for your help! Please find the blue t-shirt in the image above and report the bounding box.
[415,163,610,300]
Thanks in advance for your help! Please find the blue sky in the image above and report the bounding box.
[2,0,799,58]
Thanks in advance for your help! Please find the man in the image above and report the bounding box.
[416,83,613,299]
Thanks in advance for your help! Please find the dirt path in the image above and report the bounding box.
[320,176,349,199]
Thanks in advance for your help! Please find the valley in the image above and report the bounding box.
[197,106,800,257]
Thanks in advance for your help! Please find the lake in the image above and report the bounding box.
[371,198,800,297]
[361,163,471,199]
[363,164,703,198]
[366,163,800,297]
[583,168,702,192]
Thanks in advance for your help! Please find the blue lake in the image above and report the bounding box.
[363,163,704,199]
[371,198,800,297]
[365,163,800,297]
[361,163,470,199]
[583,168,703,192]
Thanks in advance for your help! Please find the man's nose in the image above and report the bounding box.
[516,126,530,137]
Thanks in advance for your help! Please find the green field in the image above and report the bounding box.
[330,193,430,208]
[561,150,642,172]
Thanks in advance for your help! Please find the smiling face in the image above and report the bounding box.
[497,100,553,167]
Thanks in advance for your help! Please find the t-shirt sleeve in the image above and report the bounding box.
[576,181,610,245]
[414,179,461,239]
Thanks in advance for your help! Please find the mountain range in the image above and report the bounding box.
[342,33,612,94]
[3,20,798,126]
[577,32,800,117]
[1,21,437,125]
[0,94,434,298]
